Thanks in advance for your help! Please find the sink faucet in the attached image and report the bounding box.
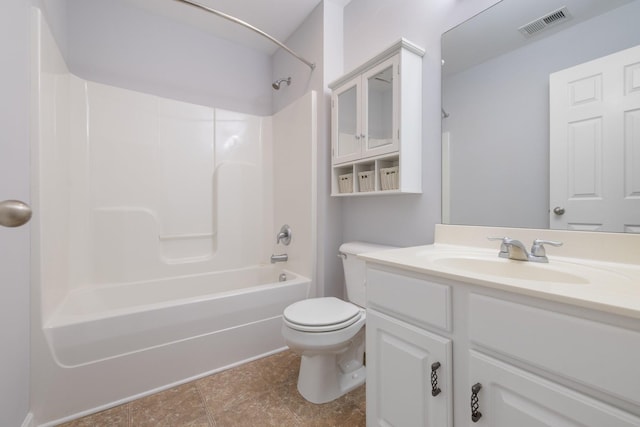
[488,237,562,263]
[270,253,288,264]
[500,238,530,261]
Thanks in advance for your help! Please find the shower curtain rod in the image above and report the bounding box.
[174,0,316,70]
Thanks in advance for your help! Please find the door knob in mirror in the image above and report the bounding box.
[0,200,32,227]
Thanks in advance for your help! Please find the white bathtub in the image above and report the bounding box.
[44,265,310,367]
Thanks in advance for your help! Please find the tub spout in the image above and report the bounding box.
[271,253,288,264]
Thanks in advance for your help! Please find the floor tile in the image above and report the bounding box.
[57,405,129,427]
[196,359,270,414]
[129,383,210,427]
[58,350,366,427]
[212,388,299,427]
[279,379,365,426]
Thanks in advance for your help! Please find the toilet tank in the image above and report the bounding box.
[340,242,396,307]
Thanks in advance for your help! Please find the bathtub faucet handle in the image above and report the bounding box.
[277,224,292,245]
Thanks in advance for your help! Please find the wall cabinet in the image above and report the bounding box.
[329,39,424,196]
[365,264,640,427]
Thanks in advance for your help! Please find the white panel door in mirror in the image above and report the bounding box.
[550,44,640,233]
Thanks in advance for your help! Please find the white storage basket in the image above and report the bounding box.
[380,166,399,191]
[338,173,353,193]
[358,171,375,192]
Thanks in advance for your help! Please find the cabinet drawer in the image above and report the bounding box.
[469,294,640,407]
[367,267,451,331]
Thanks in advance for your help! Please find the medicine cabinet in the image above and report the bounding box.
[329,39,424,196]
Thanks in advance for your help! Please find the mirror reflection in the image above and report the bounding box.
[335,65,395,162]
[337,86,358,158]
[367,66,393,149]
[442,0,640,232]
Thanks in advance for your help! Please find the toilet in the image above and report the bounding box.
[281,241,394,404]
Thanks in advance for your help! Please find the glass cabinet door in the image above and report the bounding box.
[332,77,361,164]
[363,56,399,157]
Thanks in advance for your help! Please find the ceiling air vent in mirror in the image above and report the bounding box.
[518,6,572,37]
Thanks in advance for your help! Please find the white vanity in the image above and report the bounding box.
[361,225,640,427]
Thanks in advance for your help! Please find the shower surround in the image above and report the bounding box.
[30,7,316,425]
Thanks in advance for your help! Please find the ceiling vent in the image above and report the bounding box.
[518,6,572,37]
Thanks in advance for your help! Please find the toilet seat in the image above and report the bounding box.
[283,297,362,332]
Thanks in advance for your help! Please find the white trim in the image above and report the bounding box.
[441,132,451,224]
[328,38,425,89]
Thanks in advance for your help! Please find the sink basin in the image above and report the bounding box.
[431,256,590,284]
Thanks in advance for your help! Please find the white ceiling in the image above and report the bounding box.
[122,0,328,54]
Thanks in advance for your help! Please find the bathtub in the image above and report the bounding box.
[44,265,310,367]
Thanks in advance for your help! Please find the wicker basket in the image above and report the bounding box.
[380,166,399,190]
[338,173,353,193]
[358,171,375,192]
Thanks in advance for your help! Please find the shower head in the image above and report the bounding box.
[272,77,291,90]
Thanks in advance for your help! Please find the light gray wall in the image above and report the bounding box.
[271,0,345,298]
[443,1,640,229]
[0,0,31,426]
[340,0,500,247]
[319,1,347,299]
[54,0,273,115]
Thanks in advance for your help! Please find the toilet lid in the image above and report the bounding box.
[283,297,362,332]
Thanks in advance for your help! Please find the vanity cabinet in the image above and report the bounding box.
[329,39,423,196]
[366,267,453,427]
[366,310,452,427]
[364,263,640,427]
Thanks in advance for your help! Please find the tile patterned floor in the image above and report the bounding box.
[58,351,366,427]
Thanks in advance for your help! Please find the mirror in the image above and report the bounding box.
[442,0,640,232]
[337,86,358,158]
[334,64,395,162]
[367,66,393,149]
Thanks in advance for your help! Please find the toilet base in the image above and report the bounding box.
[296,329,365,404]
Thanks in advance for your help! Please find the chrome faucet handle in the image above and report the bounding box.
[487,236,511,252]
[530,239,563,257]
[276,224,292,245]
[487,237,510,256]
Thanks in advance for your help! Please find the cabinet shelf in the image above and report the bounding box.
[332,153,420,196]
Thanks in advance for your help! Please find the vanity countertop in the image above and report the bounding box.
[359,225,640,319]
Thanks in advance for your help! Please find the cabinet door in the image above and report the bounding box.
[367,309,452,427]
[468,351,640,427]
[362,56,399,158]
[332,75,362,165]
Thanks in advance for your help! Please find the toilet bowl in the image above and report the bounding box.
[281,242,394,404]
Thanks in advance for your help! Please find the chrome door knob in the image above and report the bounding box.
[553,206,565,216]
[0,200,32,227]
